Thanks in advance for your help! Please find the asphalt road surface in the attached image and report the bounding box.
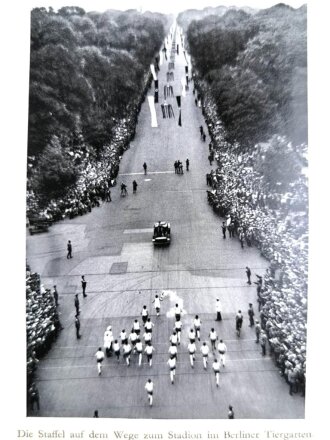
[26,29,305,419]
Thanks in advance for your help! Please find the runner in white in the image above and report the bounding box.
[145,379,154,406]
[200,342,210,369]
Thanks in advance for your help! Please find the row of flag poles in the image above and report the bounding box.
[148,26,189,127]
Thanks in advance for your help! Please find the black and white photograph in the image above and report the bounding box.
[23,0,310,420]
[2,0,329,433]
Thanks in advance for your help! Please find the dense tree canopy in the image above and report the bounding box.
[28,7,169,156]
[183,4,307,148]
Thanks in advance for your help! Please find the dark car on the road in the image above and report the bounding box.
[152,221,171,245]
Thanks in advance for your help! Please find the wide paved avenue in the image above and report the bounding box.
[26,29,304,418]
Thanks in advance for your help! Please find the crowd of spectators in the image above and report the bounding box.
[26,73,153,223]
[195,74,308,395]
[26,264,62,389]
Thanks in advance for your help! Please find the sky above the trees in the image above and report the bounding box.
[28,0,306,14]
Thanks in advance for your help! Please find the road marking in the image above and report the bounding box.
[124,228,154,234]
[119,171,175,176]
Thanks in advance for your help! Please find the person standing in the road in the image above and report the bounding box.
[167,355,176,384]
[145,342,155,367]
[221,222,227,239]
[95,347,105,375]
[75,315,81,339]
[260,331,267,356]
[186,158,189,171]
[255,320,261,343]
[67,240,72,259]
[145,379,154,407]
[215,298,222,321]
[200,342,210,369]
[133,180,138,193]
[217,339,227,367]
[53,285,59,307]
[188,341,196,367]
[174,320,183,345]
[248,303,255,327]
[154,294,161,317]
[209,328,218,352]
[28,382,40,411]
[143,162,147,174]
[246,267,252,285]
[74,294,80,316]
[236,310,243,337]
[212,357,221,387]
[228,405,235,419]
[81,275,87,297]
[193,315,201,341]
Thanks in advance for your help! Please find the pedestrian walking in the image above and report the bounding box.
[215,298,222,321]
[67,240,72,259]
[246,267,252,285]
[74,294,80,315]
[217,339,227,367]
[75,315,81,339]
[202,133,206,142]
[260,331,267,356]
[169,343,178,359]
[154,294,161,317]
[145,379,154,406]
[145,342,155,367]
[135,339,143,366]
[132,180,138,193]
[255,320,261,343]
[104,326,113,357]
[236,310,243,337]
[212,358,220,387]
[174,320,182,344]
[123,341,132,366]
[200,342,210,369]
[199,125,204,136]
[141,305,149,324]
[222,222,227,239]
[186,158,189,171]
[95,347,105,375]
[53,285,59,306]
[167,356,176,384]
[81,275,87,297]
[120,329,128,345]
[228,405,235,419]
[120,182,127,196]
[93,410,99,418]
[144,317,154,333]
[113,339,120,362]
[28,382,40,411]
[248,303,255,327]
[188,341,196,367]
[143,162,147,174]
[193,315,201,340]
[209,328,218,352]
[174,303,182,321]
